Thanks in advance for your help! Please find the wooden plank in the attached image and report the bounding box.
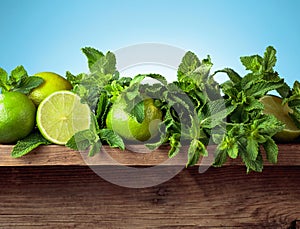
[0,166,298,228]
[0,145,83,166]
[0,144,300,166]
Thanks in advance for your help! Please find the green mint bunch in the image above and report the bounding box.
[213,46,286,172]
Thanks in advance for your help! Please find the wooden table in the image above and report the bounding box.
[0,144,299,228]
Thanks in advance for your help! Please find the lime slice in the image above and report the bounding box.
[260,95,300,142]
[36,91,91,145]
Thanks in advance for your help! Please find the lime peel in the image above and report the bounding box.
[260,95,300,142]
[106,98,163,142]
[28,72,72,106]
[0,92,36,144]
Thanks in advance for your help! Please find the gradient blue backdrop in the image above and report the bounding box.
[0,0,299,86]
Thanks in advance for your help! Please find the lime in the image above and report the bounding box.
[0,92,36,144]
[28,72,72,106]
[260,95,300,142]
[36,91,91,145]
[106,98,163,142]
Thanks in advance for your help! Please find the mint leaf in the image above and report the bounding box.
[241,152,263,173]
[129,74,167,87]
[81,47,104,71]
[263,46,277,72]
[201,99,235,129]
[218,134,239,159]
[66,129,99,151]
[245,79,284,98]
[82,47,116,75]
[88,140,102,157]
[277,83,291,99]
[123,74,167,104]
[241,73,260,90]
[66,71,85,86]
[87,50,116,75]
[213,149,228,167]
[177,51,200,79]
[240,55,263,72]
[214,68,242,84]
[95,93,110,129]
[168,133,181,158]
[66,113,107,157]
[130,100,145,123]
[104,78,129,103]
[145,131,167,150]
[11,131,51,158]
[65,135,80,151]
[167,89,193,112]
[102,51,117,75]
[227,142,239,159]
[146,73,168,85]
[292,81,300,96]
[262,137,278,164]
[243,97,264,112]
[178,52,214,93]
[99,129,125,150]
[12,76,44,94]
[192,56,213,79]
[10,65,27,83]
[257,115,284,136]
[246,136,259,161]
[145,119,169,150]
[186,139,207,167]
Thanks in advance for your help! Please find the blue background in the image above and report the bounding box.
[0,0,299,86]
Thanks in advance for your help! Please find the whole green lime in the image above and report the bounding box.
[28,72,72,106]
[0,92,36,144]
[106,98,163,142]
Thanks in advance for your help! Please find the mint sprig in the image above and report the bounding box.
[213,46,287,172]
[66,114,124,156]
[11,131,51,158]
[0,66,43,94]
[67,47,121,110]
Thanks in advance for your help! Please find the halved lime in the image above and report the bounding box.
[36,91,91,145]
[260,95,300,142]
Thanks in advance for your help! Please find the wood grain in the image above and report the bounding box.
[0,144,300,228]
[0,166,299,228]
[0,143,300,166]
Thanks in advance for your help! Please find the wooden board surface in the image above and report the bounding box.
[1,144,300,228]
[0,166,299,228]
[0,143,300,166]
